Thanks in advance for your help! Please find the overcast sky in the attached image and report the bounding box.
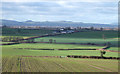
[1,0,119,24]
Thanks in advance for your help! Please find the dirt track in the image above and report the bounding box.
[96,46,120,53]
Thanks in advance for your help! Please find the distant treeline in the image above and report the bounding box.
[2,27,53,36]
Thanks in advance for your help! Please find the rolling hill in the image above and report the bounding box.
[0,19,117,28]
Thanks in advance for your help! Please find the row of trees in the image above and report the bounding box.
[49,39,56,43]
[1,36,35,43]
[2,37,24,42]
[39,39,56,43]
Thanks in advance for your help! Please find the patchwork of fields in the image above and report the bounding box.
[1,28,119,72]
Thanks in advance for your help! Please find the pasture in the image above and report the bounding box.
[52,30,118,38]
[35,37,118,47]
[2,43,118,57]
[35,31,119,47]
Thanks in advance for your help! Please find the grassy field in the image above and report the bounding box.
[35,37,118,46]
[0,42,14,44]
[35,31,119,47]
[2,56,118,72]
[1,28,119,72]
[2,43,118,57]
[52,31,118,38]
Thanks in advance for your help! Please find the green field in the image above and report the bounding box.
[52,31,118,38]
[35,31,119,47]
[35,37,118,47]
[1,28,119,72]
[2,56,118,72]
[2,43,118,57]
[0,42,14,44]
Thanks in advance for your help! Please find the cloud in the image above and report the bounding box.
[2,0,119,2]
[1,1,118,24]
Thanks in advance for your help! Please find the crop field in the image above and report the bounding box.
[1,28,119,72]
[2,56,118,72]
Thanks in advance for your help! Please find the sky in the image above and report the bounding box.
[1,0,119,24]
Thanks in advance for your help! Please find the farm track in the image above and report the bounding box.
[97,46,120,53]
[97,49,120,53]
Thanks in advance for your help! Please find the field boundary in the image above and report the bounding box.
[0,42,109,47]
[20,55,120,60]
[14,48,96,50]
[14,47,120,53]
[67,55,120,60]
[31,42,107,46]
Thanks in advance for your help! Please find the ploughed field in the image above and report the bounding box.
[2,56,118,72]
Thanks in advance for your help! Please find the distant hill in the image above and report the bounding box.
[0,19,117,28]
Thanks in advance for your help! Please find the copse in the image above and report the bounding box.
[49,39,53,43]
[2,36,24,42]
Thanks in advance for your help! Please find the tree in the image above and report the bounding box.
[100,50,106,57]
[100,27,103,31]
[49,39,53,43]
[26,39,34,43]
[90,26,94,30]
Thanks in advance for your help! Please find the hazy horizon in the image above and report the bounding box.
[1,0,118,24]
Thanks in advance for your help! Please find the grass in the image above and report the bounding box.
[53,31,118,38]
[35,37,118,47]
[1,29,119,72]
[2,43,104,49]
[34,30,118,47]
[0,42,14,44]
[2,43,118,57]
[2,56,118,72]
